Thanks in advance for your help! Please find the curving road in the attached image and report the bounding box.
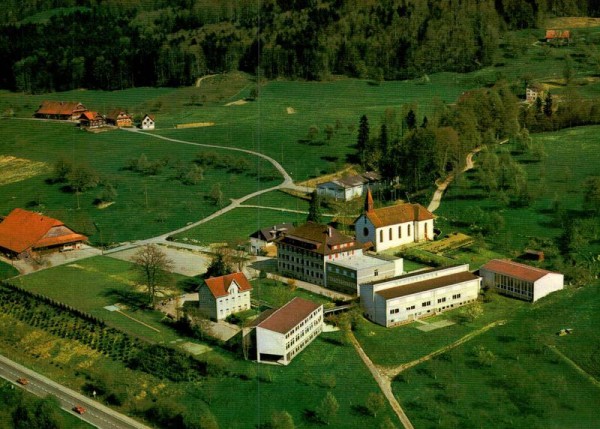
[0,354,150,429]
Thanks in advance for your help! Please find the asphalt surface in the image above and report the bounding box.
[0,354,151,429]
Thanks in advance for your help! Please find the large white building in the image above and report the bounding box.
[254,297,323,365]
[354,189,435,252]
[360,264,481,327]
[479,259,564,302]
[198,272,252,321]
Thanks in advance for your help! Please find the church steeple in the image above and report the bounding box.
[364,187,374,213]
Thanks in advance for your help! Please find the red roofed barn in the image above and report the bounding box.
[254,297,323,365]
[79,111,105,129]
[479,259,563,302]
[106,110,133,128]
[354,189,435,251]
[198,272,252,320]
[0,208,87,259]
[34,101,88,120]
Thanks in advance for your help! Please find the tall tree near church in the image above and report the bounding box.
[307,190,323,223]
[357,115,370,168]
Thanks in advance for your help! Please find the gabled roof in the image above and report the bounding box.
[480,259,558,283]
[0,208,86,253]
[546,29,571,39]
[106,109,132,121]
[364,203,434,228]
[36,101,87,116]
[276,222,361,255]
[249,223,294,242]
[257,297,321,334]
[142,114,155,121]
[203,272,252,299]
[80,111,102,121]
[318,172,381,190]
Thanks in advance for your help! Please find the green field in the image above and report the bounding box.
[14,256,187,343]
[393,285,600,428]
[0,260,19,280]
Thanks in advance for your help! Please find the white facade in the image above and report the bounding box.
[327,255,404,295]
[317,181,363,201]
[360,264,481,327]
[479,260,563,302]
[199,276,252,321]
[141,114,155,130]
[355,214,434,252]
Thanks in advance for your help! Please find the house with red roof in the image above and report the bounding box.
[545,29,571,44]
[254,297,323,365]
[34,101,88,120]
[479,259,563,302]
[106,110,133,128]
[354,189,435,252]
[79,111,106,129]
[198,272,252,320]
[0,208,87,259]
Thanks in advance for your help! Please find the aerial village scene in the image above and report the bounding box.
[0,1,599,429]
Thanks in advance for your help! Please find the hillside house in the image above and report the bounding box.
[354,189,435,252]
[0,208,87,259]
[249,223,294,255]
[106,110,133,127]
[34,101,87,120]
[479,259,563,302]
[316,172,381,201]
[545,29,571,44]
[79,111,105,129]
[526,84,546,103]
[360,264,481,327]
[140,114,155,130]
[198,272,252,321]
[253,297,323,365]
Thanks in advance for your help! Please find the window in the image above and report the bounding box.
[379,230,383,242]
[408,224,412,236]
[437,297,446,303]
[389,308,399,314]
[452,293,461,300]
[374,269,379,276]
[422,301,431,307]
[363,227,369,237]
[406,305,415,311]
[398,226,402,238]
[389,228,393,240]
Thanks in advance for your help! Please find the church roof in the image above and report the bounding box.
[365,203,434,228]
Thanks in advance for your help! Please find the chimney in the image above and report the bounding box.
[327,226,332,237]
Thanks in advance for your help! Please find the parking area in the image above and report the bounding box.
[8,245,102,275]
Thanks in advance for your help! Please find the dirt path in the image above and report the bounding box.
[547,345,600,388]
[195,74,217,87]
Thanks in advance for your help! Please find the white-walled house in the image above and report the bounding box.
[479,259,563,302]
[316,172,381,201]
[355,189,435,252]
[360,264,480,327]
[255,297,323,365]
[140,114,155,130]
[198,272,252,320]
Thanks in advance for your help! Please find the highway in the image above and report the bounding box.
[0,354,151,429]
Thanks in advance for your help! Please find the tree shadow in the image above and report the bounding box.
[102,287,148,310]
[302,409,321,425]
[351,404,370,416]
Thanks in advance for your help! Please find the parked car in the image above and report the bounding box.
[16,378,28,385]
[73,406,86,415]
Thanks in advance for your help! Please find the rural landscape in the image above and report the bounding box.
[0,1,599,429]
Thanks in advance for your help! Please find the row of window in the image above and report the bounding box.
[377,224,413,243]
[388,293,464,315]
[285,326,322,361]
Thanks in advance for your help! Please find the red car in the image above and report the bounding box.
[16,378,29,385]
[73,406,86,415]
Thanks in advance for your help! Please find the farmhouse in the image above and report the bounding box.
[105,109,133,127]
[360,264,481,327]
[525,83,546,103]
[140,114,155,130]
[34,101,87,120]
[249,223,294,255]
[354,189,434,252]
[545,29,571,44]
[198,272,252,321]
[79,111,105,129]
[254,297,323,365]
[479,259,563,302]
[0,208,87,259]
[316,171,381,201]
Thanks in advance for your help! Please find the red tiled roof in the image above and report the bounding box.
[546,29,571,39]
[0,208,87,254]
[80,111,102,121]
[276,222,361,255]
[366,203,434,228]
[204,272,252,298]
[36,101,87,116]
[480,259,555,283]
[257,297,321,334]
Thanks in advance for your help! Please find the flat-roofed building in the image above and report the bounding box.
[326,253,403,295]
[255,297,323,365]
[360,264,480,327]
[479,259,563,302]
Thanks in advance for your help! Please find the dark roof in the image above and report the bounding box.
[106,109,132,121]
[257,297,321,334]
[318,172,380,190]
[249,223,294,242]
[370,265,461,286]
[203,272,252,298]
[480,259,557,283]
[376,271,479,300]
[364,203,434,228]
[276,222,361,255]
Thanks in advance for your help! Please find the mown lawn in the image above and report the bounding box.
[251,278,332,307]
[392,285,600,428]
[13,256,187,343]
[0,260,19,280]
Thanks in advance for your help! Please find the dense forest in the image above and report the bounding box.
[0,0,596,93]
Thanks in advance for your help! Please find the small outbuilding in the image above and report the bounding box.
[140,114,155,130]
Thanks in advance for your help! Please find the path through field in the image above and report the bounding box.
[195,74,217,87]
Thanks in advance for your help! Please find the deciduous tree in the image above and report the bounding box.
[316,391,339,425]
[131,244,174,308]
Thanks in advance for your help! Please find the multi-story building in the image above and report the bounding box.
[254,297,323,365]
[360,264,481,327]
[326,253,403,295]
[479,259,563,302]
[198,272,252,320]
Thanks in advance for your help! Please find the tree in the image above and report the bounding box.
[365,392,385,417]
[405,109,417,130]
[210,183,224,207]
[463,301,483,322]
[324,124,335,141]
[131,244,174,308]
[67,164,99,209]
[583,176,600,213]
[271,410,295,429]
[379,416,398,429]
[307,125,319,141]
[316,391,339,425]
[183,165,204,185]
[543,92,553,117]
[52,157,73,183]
[307,190,323,223]
[98,182,117,204]
[357,114,370,167]
[205,250,233,278]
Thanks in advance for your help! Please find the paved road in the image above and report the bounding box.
[0,354,151,429]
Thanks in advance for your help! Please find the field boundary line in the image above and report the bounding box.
[547,345,600,388]
[116,310,160,333]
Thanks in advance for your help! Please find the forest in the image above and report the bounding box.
[0,0,596,93]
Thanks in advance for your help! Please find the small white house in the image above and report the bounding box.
[479,259,563,302]
[198,272,252,320]
[354,189,435,252]
[255,297,323,365]
[360,264,481,327]
[140,114,155,130]
[317,172,381,201]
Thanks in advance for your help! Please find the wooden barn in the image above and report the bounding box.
[106,110,133,127]
[34,101,88,120]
